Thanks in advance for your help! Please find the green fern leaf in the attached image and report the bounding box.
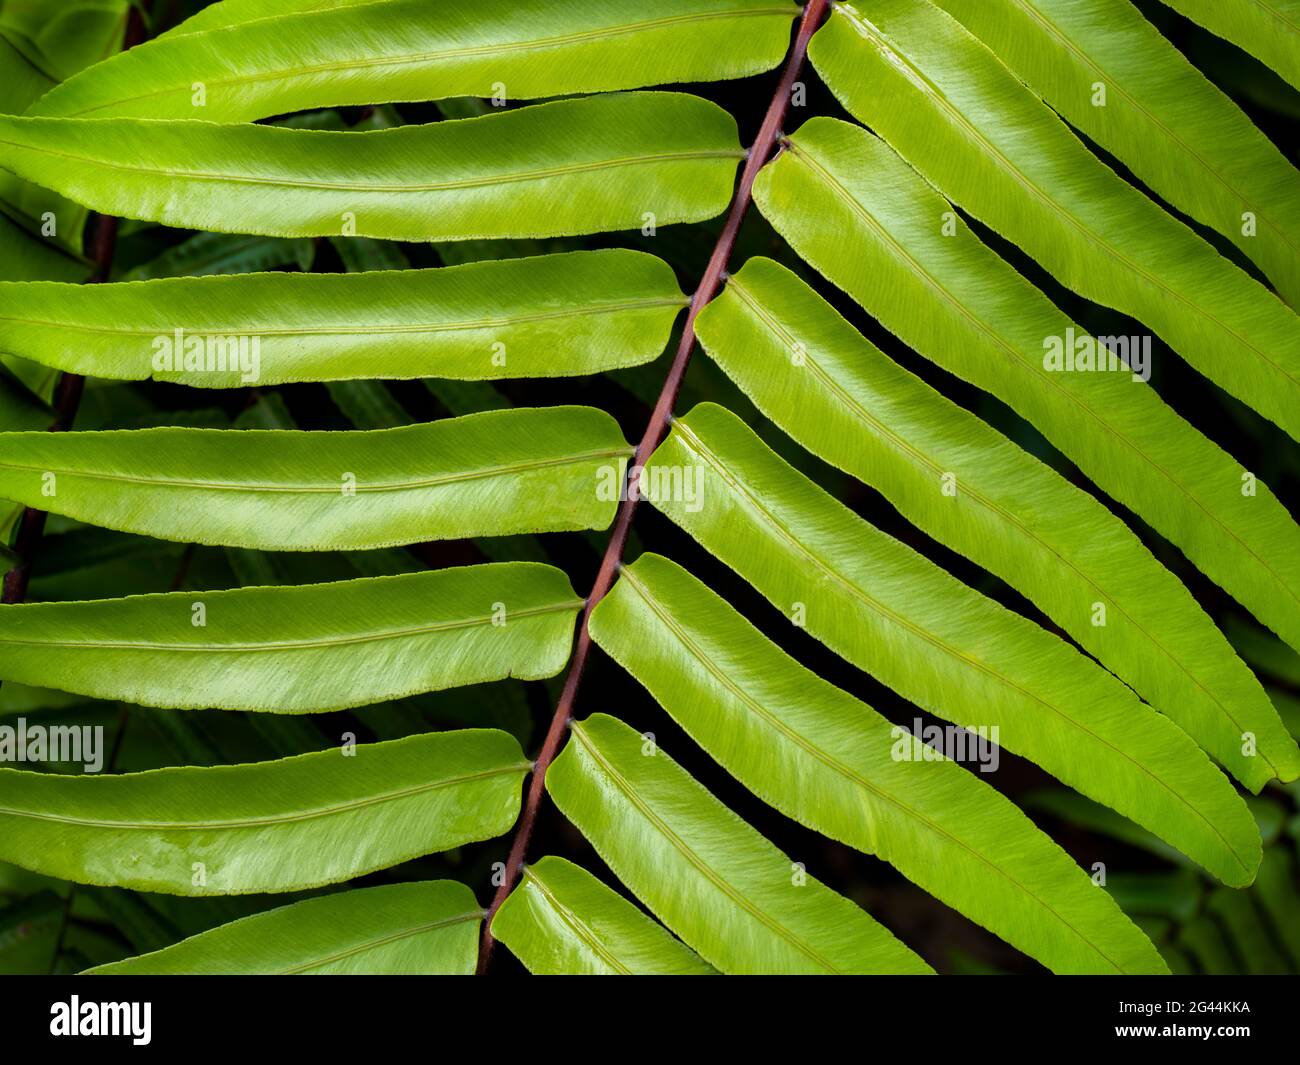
[32,0,799,122]
[85,881,483,974]
[3,0,1296,981]
[549,712,933,975]
[491,855,716,975]
[0,406,630,549]
[809,0,1300,442]
[754,117,1300,670]
[1159,0,1300,92]
[694,256,1300,790]
[0,93,741,241]
[0,250,684,385]
[645,401,1260,885]
[0,562,581,710]
[589,554,1168,974]
[0,730,528,894]
[932,0,1300,306]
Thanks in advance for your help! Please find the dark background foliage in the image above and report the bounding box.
[4,0,1298,975]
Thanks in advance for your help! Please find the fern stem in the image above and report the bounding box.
[477,0,832,974]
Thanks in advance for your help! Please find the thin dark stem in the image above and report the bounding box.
[477,0,830,973]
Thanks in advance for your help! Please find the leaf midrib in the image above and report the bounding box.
[669,419,1251,878]
[0,296,688,339]
[280,909,484,974]
[1245,0,1300,36]
[0,142,744,194]
[520,868,634,975]
[0,763,528,830]
[618,566,1129,973]
[0,599,581,653]
[0,445,632,494]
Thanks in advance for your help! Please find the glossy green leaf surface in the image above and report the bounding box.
[695,257,1300,791]
[33,0,798,122]
[3,0,1296,981]
[492,855,715,975]
[0,730,527,894]
[0,562,581,711]
[1159,0,1300,92]
[0,406,630,550]
[0,250,684,385]
[756,118,1300,666]
[646,403,1259,885]
[589,554,1168,974]
[0,92,741,241]
[809,1,1300,442]
[86,881,482,973]
[933,0,1300,305]
[159,0,360,36]
[549,713,932,975]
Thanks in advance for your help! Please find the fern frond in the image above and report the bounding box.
[0,93,742,240]
[754,117,1300,671]
[1158,0,1300,92]
[550,712,934,975]
[0,407,630,549]
[31,0,799,122]
[0,251,684,384]
[695,256,1300,790]
[810,0,1300,441]
[645,401,1260,884]
[0,731,528,894]
[492,855,716,975]
[589,554,1168,974]
[85,882,483,974]
[0,563,581,710]
[933,0,1300,306]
